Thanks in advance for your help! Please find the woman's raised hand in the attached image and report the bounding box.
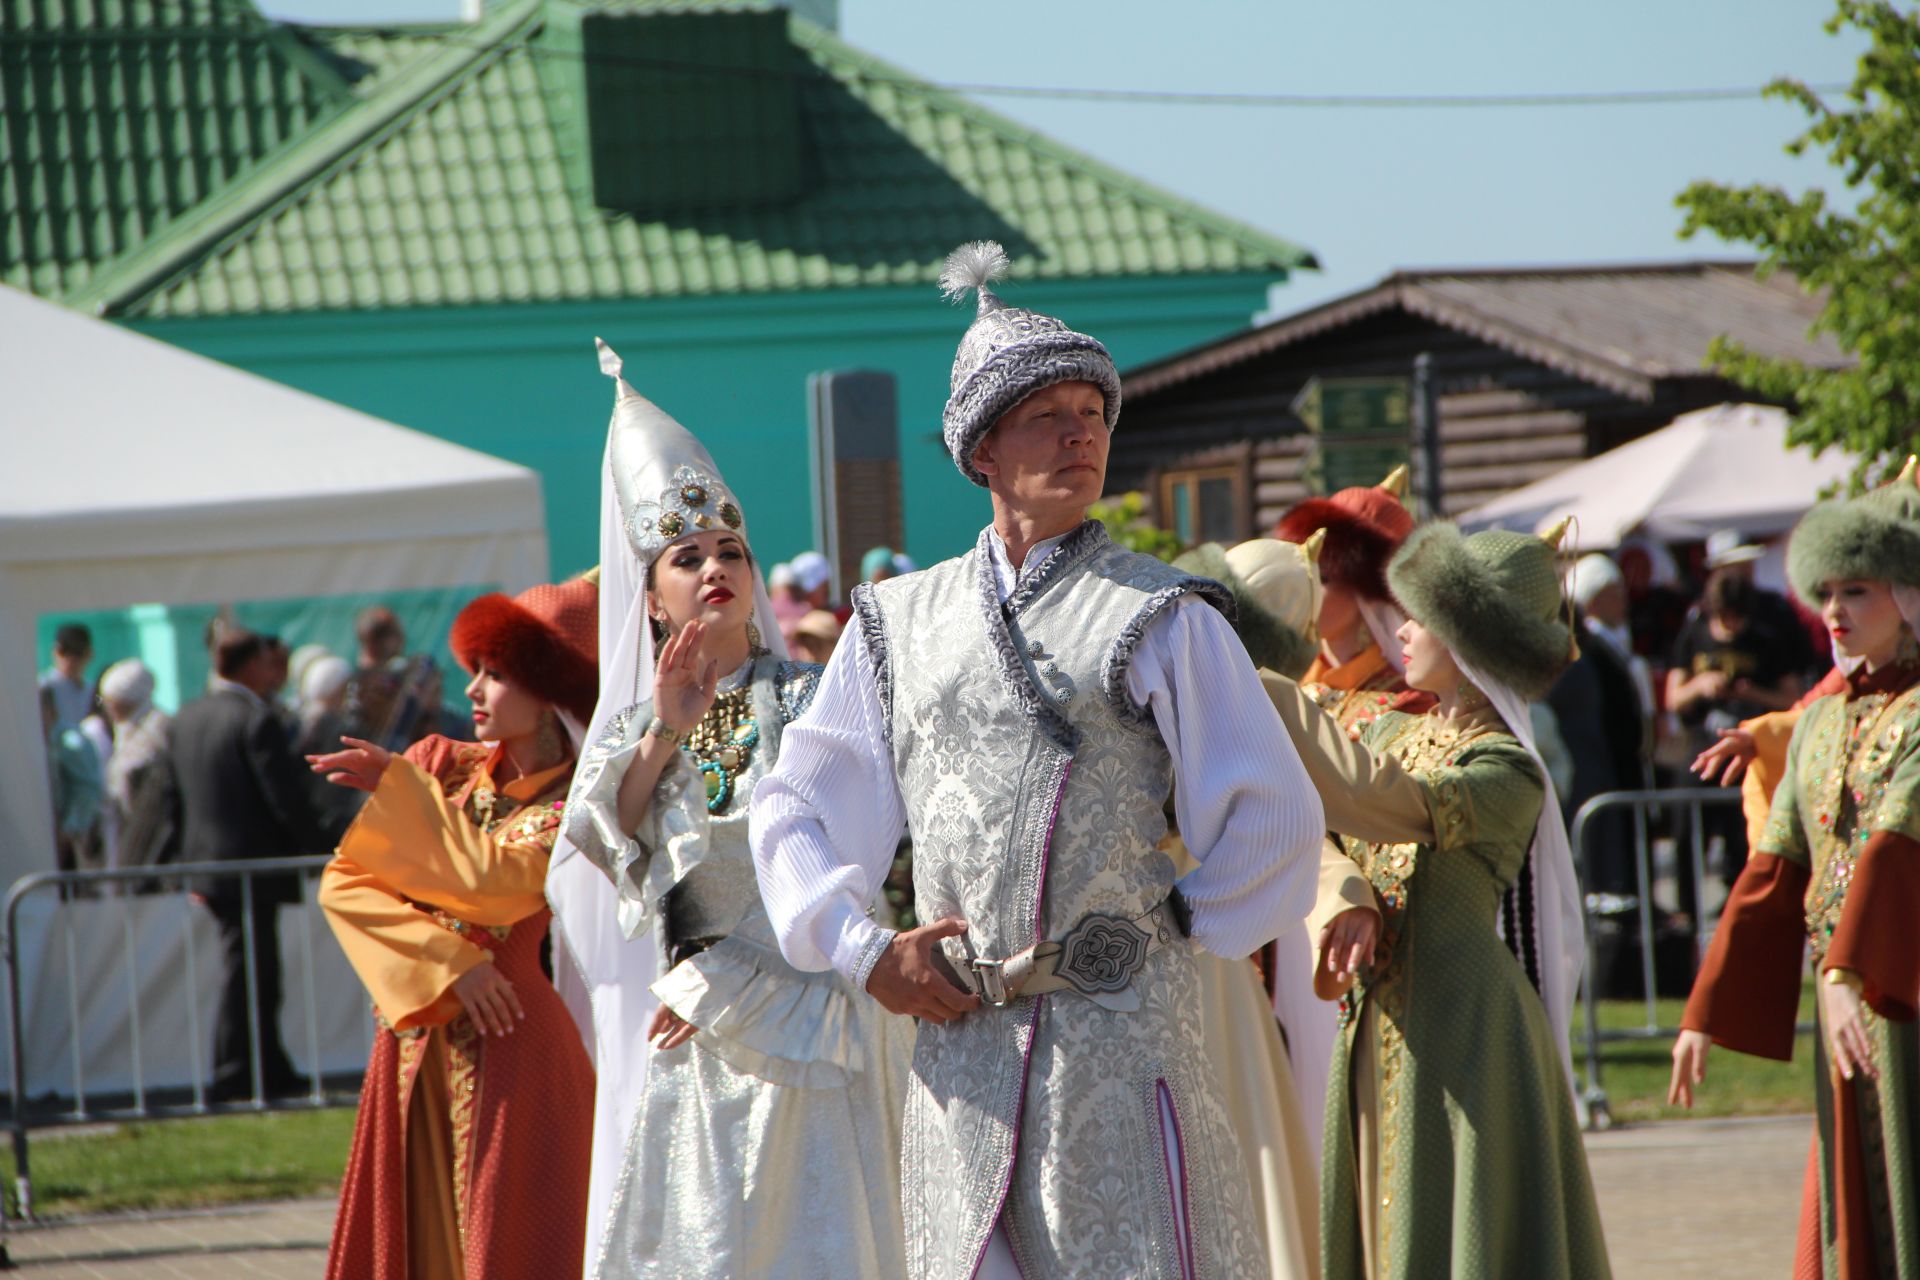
[654,618,721,733]
[1691,727,1757,786]
[307,736,394,792]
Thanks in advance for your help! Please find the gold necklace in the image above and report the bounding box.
[684,687,759,812]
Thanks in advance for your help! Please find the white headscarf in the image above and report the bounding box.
[544,341,787,1276]
[1451,651,1586,1089]
[1357,597,1409,673]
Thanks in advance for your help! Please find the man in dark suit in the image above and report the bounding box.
[173,628,324,1100]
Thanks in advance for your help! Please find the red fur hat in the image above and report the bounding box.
[1273,468,1415,603]
[450,575,599,726]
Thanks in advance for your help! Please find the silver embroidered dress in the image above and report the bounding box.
[566,655,913,1279]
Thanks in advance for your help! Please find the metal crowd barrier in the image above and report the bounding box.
[1569,786,1812,1130]
[1,855,355,1227]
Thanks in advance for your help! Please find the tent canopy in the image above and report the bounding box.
[1457,402,1854,552]
[1,283,548,886]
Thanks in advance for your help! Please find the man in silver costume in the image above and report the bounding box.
[752,243,1325,1279]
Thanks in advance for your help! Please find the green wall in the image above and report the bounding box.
[130,275,1276,577]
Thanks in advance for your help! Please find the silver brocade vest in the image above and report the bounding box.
[853,521,1265,1280]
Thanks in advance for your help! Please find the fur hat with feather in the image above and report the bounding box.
[938,241,1122,486]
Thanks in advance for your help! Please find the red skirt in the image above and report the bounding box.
[327,909,594,1280]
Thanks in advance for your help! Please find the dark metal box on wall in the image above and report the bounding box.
[808,370,903,597]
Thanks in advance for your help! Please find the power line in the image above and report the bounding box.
[109,0,1860,112]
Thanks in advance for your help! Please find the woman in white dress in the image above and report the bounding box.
[562,343,913,1279]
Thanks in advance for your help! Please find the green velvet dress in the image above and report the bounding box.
[1275,689,1612,1280]
[1686,661,1920,1278]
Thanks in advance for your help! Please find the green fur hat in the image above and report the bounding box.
[1387,522,1573,699]
[1786,462,1920,602]
[1173,541,1319,678]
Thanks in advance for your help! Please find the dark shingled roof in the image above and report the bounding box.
[1124,261,1849,404]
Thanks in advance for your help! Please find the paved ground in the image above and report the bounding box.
[2,1114,1811,1277]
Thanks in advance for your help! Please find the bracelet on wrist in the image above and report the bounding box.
[645,716,683,745]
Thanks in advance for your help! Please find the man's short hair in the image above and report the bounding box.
[214,628,267,680]
[53,623,92,657]
[1704,568,1755,621]
[356,605,404,650]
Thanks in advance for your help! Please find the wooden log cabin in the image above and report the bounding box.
[1111,261,1848,544]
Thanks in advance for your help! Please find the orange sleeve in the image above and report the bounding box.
[1680,853,1810,1060]
[318,852,489,1030]
[1740,708,1803,852]
[1826,831,1920,1023]
[335,757,554,927]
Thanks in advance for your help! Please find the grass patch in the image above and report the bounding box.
[1,985,1823,1219]
[3,1108,356,1218]
[1578,978,1817,1125]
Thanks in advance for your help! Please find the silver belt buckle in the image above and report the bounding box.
[970,957,1010,1007]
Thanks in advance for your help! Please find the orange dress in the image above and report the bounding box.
[320,736,594,1280]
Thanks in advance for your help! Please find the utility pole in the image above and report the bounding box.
[1411,352,1444,518]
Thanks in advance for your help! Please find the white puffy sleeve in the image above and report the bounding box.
[1129,597,1325,959]
[750,625,906,989]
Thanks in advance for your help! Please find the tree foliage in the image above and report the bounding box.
[1089,492,1184,561]
[1675,0,1920,489]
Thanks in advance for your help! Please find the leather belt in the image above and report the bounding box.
[939,893,1191,1008]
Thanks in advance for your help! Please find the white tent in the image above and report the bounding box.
[1458,402,1855,551]
[1,284,548,1099]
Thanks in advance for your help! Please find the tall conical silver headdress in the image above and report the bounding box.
[598,338,748,563]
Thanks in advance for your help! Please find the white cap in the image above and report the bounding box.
[301,654,351,704]
[1567,553,1625,608]
[789,551,832,594]
[1704,528,1763,569]
[100,658,155,706]
[767,562,797,591]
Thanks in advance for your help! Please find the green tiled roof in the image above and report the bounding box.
[0,0,357,298]
[25,0,1313,317]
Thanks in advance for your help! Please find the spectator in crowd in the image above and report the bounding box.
[173,627,325,1100]
[789,608,843,663]
[1616,538,1691,666]
[891,551,917,576]
[1666,568,1805,914]
[39,622,95,733]
[1547,554,1654,894]
[295,654,361,846]
[405,658,475,744]
[788,550,833,610]
[859,545,899,584]
[98,659,180,887]
[341,605,410,746]
[778,552,834,649]
[41,684,104,883]
[1700,528,1822,676]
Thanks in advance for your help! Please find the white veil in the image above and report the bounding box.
[1450,651,1585,1087]
[545,341,787,1276]
[1358,597,1409,673]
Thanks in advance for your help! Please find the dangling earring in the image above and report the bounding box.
[535,707,568,768]
[747,618,766,656]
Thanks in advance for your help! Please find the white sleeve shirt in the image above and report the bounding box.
[750,531,1325,983]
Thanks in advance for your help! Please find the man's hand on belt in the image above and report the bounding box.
[867,916,981,1024]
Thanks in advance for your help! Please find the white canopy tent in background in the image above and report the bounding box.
[1458,402,1856,551]
[1,283,549,1098]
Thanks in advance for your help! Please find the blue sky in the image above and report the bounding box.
[261,0,1866,316]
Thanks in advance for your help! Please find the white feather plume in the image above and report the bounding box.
[939,240,1011,303]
